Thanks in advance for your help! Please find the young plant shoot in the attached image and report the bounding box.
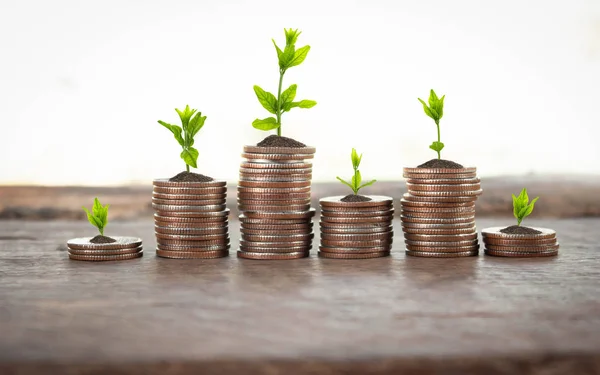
[418,89,445,159]
[252,28,317,136]
[512,188,539,226]
[158,105,206,172]
[82,198,114,242]
[336,148,377,197]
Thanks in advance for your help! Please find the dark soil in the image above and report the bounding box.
[90,235,117,244]
[417,159,464,169]
[257,135,306,148]
[169,171,214,182]
[341,194,373,202]
[500,225,542,235]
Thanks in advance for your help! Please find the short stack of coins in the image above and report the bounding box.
[67,237,143,261]
[319,196,394,259]
[482,227,559,257]
[401,167,482,258]
[152,179,230,259]
[237,145,316,260]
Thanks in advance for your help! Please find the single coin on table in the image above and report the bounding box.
[400,215,475,224]
[156,249,229,259]
[238,245,311,253]
[403,233,478,241]
[154,225,228,235]
[67,246,143,256]
[68,251,143,261]
[153,179,227,188]
[241,152,315,161]
[319,196,393,208]
[320,232,393,241]
[405,244,479,253]
[482,237,557,246]
[240,162,313,170]
[320,209,394,218]
[484,244,560,252]
[318,245,390,254]
[152,192,227,200]
[481,227,556,240]
[408,189,483,197]
[406,183,481,192]
[405,177,481,185]
[153,186,227,195]
[484,249,559,257]
[402,193,479,203]
[405,250,478,258]
[318,251,390,259]
[67,236,142,250]
[157,243,230,252]
[400,210,475,219]
[237,251,309,260]
[401,226,476,235]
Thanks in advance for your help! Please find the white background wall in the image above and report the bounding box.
[0,0,598,185]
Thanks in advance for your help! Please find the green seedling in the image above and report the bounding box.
[252,28,317,136]
[336,148,377,195]
[418,89,446,159]
[82,198,109,236]
[158,105,207,172]
[512,188,539,226]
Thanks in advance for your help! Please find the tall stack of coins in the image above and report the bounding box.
[401,167,482,258]
[482,227,559,257]
[319,196,394,259]
[237,145,316,260]
[67,237,143,261]
[152,179,230,259]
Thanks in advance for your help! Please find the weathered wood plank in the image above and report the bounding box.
[1,218,599,374]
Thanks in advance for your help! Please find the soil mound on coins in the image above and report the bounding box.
[340,194,372,202]
[417,159,464,169]
[169,171,214,182]
[90,235,117,244]
[257,135,306,148]
[500,225,542,235]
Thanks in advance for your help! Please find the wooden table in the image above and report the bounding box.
[1,218,599,374]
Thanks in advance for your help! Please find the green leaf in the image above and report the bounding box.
[82,207,101,230]
[521,197,539,219]
[359,179,377,189]
[272,39,283,60]
[284,28,301,46]
[252,117,279,131]
[188,113,206,138]
[418,98,434,120]
[336,176,354,191]
[158,121,184,146]
[280,84,297,107]
[296,100,316,108]
[429,141,444,152]
[352,170,362,191]
[180,147,198,169]
[92,198,102,218]
[428,89,439,108]
[253,85,278,114]
[512,194,520,219]
[351,148,359,169]
[436,95,445,119]
[287,45,310,68]
[100,204,109,227]
[279,44,296,69]
[175,106,196,131]
[517,206,529,220]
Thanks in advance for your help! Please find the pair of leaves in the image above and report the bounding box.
[272,29,311,71]
[252,84,316,131]
[350,148,362,169]
[336,148,377,195]
[429,141,445,153]
[82,198,109,235]
[158,105,207,169]
[512,188,539,225]
[418,89,445,122]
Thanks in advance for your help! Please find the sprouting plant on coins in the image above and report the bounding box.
[158,105,207,172]
[512,188,539,226]
[252,28,317,136]
[336,148,377,195]
[418,89,445,159]
[82,198,110,236]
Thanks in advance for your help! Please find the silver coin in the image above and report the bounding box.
[67,245,143,256]
[152,203,227,212]
[67,236,142,250]
[404,239,479,247]
[401,221,476,229]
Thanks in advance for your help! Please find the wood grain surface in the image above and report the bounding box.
[1,217,599,375]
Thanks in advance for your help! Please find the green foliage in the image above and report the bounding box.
[82,198,109,236]
[252,28,317,136]
[158,105,206,172]
[512,188,539,226]
[336,148,377,195]
[418,89,446,159]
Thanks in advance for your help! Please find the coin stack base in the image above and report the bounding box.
[153,178,230,259]
[482,227,559,257]
[237,145,316,260]
[319,196,393,259]
[401,167,482,258]
[67,236,143,261]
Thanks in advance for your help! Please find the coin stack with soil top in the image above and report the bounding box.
[319,195,394,259]
[482,226,559,257]
[67,236,143,261]
[237,135,316,260]
[153,172,230,259]
[401,159,482,258]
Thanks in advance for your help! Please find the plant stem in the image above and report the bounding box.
[353,167,358,194]
[435,120,441,159]
[517,218,522,226]
[276,69,285,137]
[186,163,189,173]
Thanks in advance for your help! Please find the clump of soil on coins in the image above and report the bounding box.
[169,171,214,182]
[257,135,306,148]
[499,225,542,235]
[90,235,116,244]
[417,159,464,169]
[340,194,372,202]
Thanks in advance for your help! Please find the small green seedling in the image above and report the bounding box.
[252,28,317,136]
[158,105,207,172]
[336,148,377,195]
[82,198,109,236]
[418,89,446,159]
[512,188,539,226]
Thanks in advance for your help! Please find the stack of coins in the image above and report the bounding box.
[237,145,316,260]
[401,167,482,258]
[152,179,230,259]
[319,196,394,259]
[482,227,559,257]
[67,237,143,261]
